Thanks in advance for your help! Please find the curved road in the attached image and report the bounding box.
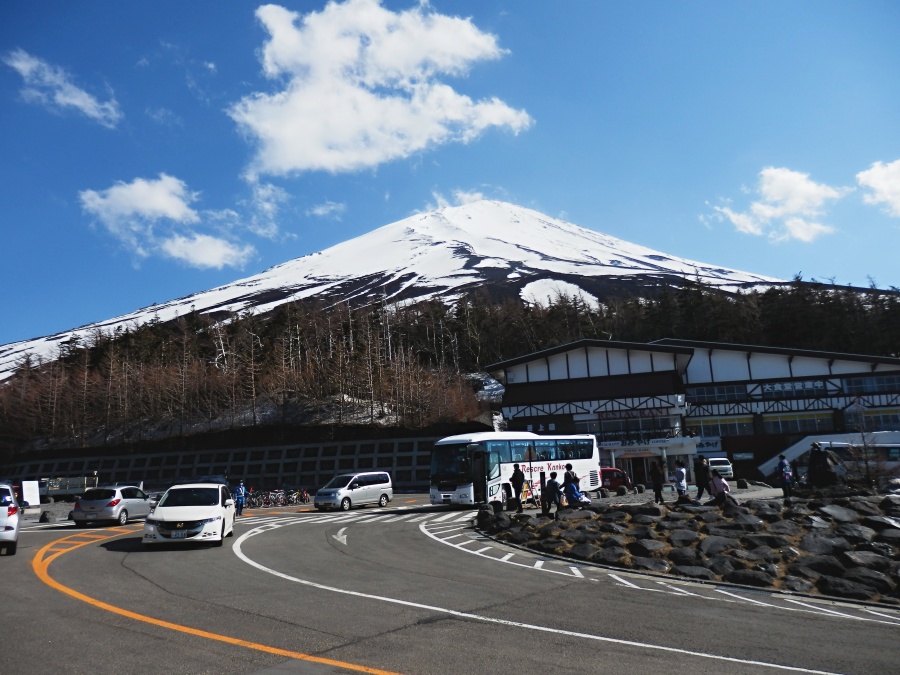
[7,497,900,674]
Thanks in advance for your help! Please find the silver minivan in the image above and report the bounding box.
[315,471,393,511]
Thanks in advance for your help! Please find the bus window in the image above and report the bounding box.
[575,439,594,459]
[510,440,534,462]
[535,440,557,460]
[486,440,511,463]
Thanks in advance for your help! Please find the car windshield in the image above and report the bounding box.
[159,487,219,507]
[322,474,355,489]
[81,489,117,501]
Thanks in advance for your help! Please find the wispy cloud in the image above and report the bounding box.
[857,159,900,218]
[709,167,850,242]
[229,0,532,178]
[3,48,122,128]
[306,201,347,219]
[79,174,255,269]
[424,188,488,211]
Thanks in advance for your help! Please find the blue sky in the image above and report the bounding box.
[2,1,899,346]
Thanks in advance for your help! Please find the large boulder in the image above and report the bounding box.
[700,535,741,556]
[628,539,668,557]
[816,575,877,600]
[841,550,892,572]
[799,534,851,555]
[672,565,716,580]
[631,556,671,572]
[818,504,861,523]
[669,529,701,548]
[834,524,877,544]
[789,555,845,578]
[591,547,629,566]
[668,547,703,566]
[724,569,776,588]
[843,567,896,594]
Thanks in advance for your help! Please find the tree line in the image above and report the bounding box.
[2,278,900,459]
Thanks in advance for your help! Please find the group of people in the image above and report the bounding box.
[647,457,735,507]
[508,462,592,517]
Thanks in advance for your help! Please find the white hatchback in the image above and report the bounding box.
[142,483,235,547]
[0,482,21,556]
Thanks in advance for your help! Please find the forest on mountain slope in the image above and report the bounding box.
[2,279,900,461]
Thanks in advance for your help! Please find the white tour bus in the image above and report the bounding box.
[429,431,600,507]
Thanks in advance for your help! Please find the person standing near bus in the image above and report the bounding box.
[564,463,579,487]
[542,471,563,517]
[510,464,526,513]
[674,460,687,500]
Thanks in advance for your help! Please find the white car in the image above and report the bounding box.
[708,457,734,479]
[1,482,21,556]
[142,483,235,547]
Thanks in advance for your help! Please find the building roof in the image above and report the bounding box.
[485,339,694,372]
[650,338,900,366]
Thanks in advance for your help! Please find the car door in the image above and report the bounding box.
[131,488,150,518]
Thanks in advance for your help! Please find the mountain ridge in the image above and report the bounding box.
[0,200,782,381]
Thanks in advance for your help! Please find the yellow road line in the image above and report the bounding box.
[32,530,403,675]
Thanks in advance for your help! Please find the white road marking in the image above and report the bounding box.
[232,522,844,675]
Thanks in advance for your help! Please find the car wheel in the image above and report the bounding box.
[379,494,388,507]
[340,497,351,511]
[117,510,128,526]
[5,541,16,556]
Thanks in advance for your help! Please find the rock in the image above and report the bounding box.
[877,529,900,545]
[39,511,51,523]
[731,546,778,563]
[560,529,588,544]
[803,515,831,529]
[706,525,746,538]
[705,555,743,575]
[841,550,892,571]
[785,504,812,517]
[665,511,696,521]
[766,520,803,536]
[732,513,765,531]
[559,509,595,522]
[600,522,628,535]
[699,535,741,556]
[656,519,699,531]
[669,530,701,547]
[724,569,775,587]
[629,525,657,539]
[507,531,533,545]
[782,575,814,593]
[743,533,791,549]
[628,539,668,557]
[672,565,716,580]
[816,575,877,600]
[632,514,661,524]
[789,555,845,577]
[843,568,896,594]
[833,524,877,544]
[635,504,667,517]
[599,510,628,521]
[631,556,671,572]
[756,563,780,577]
[818,504,860,523]
[799,534,851,555]
[864,515,900,530]
[847,498,882,516]
[570,543,601,560]
[698,511,722,524]
[591,547,629,566]
[531,538,568,555]
[668,547,702,566]
[736,478,750,489]
[855,542,895,558]
[602,535,629,549]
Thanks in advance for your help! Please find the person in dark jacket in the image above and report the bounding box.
[694,456,711,501]
[650,459,666,505]
[510,464,526,513]
[542,471,563,517]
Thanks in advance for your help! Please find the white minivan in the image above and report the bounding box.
[315,471,393,511]
[708,457,734,479]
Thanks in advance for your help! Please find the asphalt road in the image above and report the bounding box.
[5,494,900,674]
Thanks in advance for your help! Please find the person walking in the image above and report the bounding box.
[650,459,666,505]
[510,463,526,513]
[777,454,794,498]
[564,463,579,487]
[694,456,710,501]
[234,480,246,516]
[542,471,563,517]
[674,460,687,500]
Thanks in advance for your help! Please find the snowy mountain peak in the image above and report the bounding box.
[0,200,781,381]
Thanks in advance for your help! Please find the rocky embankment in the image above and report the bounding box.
[477,491,900,604]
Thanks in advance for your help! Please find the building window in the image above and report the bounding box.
[687,416,754,437]
[762,413,834,434]
[685,384,747,403]
[843,374,900,395]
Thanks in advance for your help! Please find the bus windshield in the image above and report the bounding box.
[430,443,472,477]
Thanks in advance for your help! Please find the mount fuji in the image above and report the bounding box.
[0,200,782,381]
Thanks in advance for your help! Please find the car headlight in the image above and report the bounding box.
[198,516,222,525]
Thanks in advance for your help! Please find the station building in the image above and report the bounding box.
[485,339,900,485]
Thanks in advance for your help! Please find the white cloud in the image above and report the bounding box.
[229,0,532,177]
[247,181,290,238]
[423,188,487,211]
[2,48,122,128]
[857,159,900,217]
[79,174,255,269]
[711,167,849,242]
[306,201,347,219]
[160,233,254,269]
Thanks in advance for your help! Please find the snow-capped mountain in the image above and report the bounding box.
[0,200,781,381]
